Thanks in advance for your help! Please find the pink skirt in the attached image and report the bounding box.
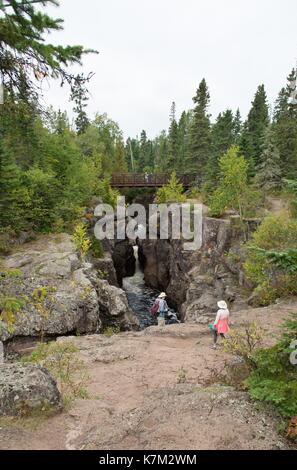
[216,319,229,334]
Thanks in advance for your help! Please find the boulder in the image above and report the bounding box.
[0,363,62,416]
[0,234,138,343]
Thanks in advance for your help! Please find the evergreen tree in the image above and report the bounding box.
[138,130,152,171]
[256,126,282,191]
[0,141,27,229]
[273,87,288,123]
[71,74,90,135]
[113,139,127,173]
[0,0,96,100]
[205,109,235,187]
[176,111,191,172]
[240,84,270,174]
[188,79,212,177]
[233,108,242,144]
[273,69,297,178]
[154,130,168,172]
[167,102,179,170]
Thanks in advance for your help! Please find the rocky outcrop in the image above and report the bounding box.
[139,216,249,322]
[111,240,136,286]
[0,363,62,416]
[0,234,138,344]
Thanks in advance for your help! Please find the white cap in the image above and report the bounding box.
[158,292,166,299]
[217,300,228,310]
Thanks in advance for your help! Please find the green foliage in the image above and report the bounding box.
[103,326,121,337]
[222,321,264,366]
[72,223,91,261]
[209,146,250,218]
[156,172,186,203]
[0,102,125,236]
[23,341,89,406]
[0,265,23,279]
[71,74,90,135]
[90,238,104,259]
[0,295,25,329]
[0,0,96,100]
[273,69,297,179]
[96,177,120,208]
[244,214,297,305]
[256,126,282,191]
[30,286,56,341]
[246,313,297,418]
[187,79,212,176]
[205,109,237,188]
[250,248,297,273]
[177,366,187,384]
[240,84,270,174]
[284,179,297,218]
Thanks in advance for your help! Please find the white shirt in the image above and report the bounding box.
[214,308,230,326]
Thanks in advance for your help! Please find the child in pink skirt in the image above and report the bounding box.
[212,300,230,349]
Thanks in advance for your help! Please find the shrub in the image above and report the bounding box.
[103,326,120,337]
[72,223,91,261]
[31,286,56,341]
[222,321,264,366]
[0,295,25,330]
[284,179,297,218]
[91,237,104,259]
[246,313,297,418]
[209,146,249,218]
[244,213,297,305]
[96,177,120,208]
[23,341,89,406]
[156,172,186,203]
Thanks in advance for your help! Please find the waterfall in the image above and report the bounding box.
[122,246,159,329]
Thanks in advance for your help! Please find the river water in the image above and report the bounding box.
[122,246,159,329]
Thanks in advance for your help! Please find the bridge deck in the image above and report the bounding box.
[111,173,198,188]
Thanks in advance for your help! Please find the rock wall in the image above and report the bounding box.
[0,234,138,346]
[139,216,249,323]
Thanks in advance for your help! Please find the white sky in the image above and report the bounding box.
[43,0,297,139]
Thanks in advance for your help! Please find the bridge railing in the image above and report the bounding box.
[111,173,198,187]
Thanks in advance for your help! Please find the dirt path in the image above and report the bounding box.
[1,299,297,450]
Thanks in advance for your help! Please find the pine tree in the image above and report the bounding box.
[138,130,152,171]
[71,74,90,135]
[233,108,242,144]
[273,87,288,122]
[240,84,270,174]
[167,102,179,170]
[273,69,297,178]
[256,126,282,192]
[0,141,26,229]
[154,130,168,172]
[188,79,212,177]
[176,111,191,172]
[0,0,96,100]
[205,109,235,188]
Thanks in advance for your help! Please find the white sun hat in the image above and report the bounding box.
[217,300,228,310]
[158,292,166,299]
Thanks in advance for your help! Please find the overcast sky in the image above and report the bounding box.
[44,0,297,139]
